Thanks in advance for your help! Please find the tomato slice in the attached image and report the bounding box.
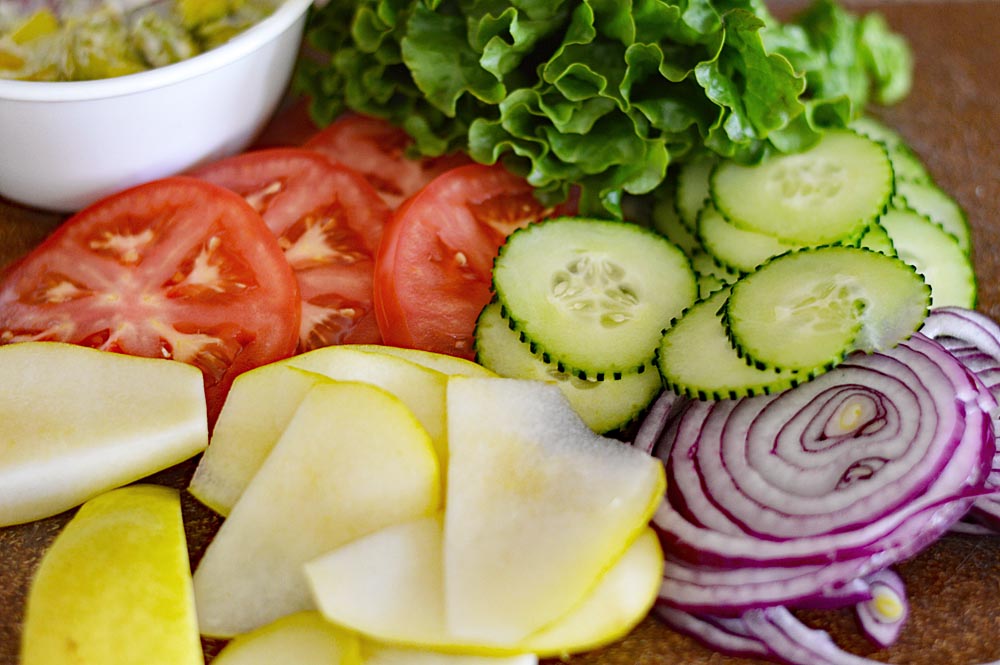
[374,163,573,360]
[190,148,391,353]
[0,177,300,422]
[303,114,470,209]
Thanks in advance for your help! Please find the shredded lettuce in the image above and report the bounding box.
[296,0,912,216]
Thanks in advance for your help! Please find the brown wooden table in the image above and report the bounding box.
[2,1,1000,663]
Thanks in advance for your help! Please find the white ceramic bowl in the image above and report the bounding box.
[0,0,313,212]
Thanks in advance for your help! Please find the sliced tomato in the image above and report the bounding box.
[0,177,300,423]
[190,148,391,352]
[374,163,574,360]
[303,113,470,209]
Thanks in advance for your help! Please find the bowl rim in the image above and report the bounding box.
[0,0,313,103]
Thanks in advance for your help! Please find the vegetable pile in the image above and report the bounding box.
[1,0,999,663]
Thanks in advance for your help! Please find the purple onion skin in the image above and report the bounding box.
[643,333,996,615]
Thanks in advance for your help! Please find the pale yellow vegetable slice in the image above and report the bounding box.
[362,642,537,665]
[306,515,663,657]
[444,377,665,643]
[286,346,449,480]
[347,344,497,378]
[523,528,663,656]
[189,364,331,515]
[0,341,206,526]
[212,611,362,665]
[193,381,440,637]
[307,515,447,645]
[189,345,450,516]
[21,485,201,665]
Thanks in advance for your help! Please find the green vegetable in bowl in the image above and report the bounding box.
[297,0,913,217]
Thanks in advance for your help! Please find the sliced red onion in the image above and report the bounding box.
[657,605,879,665]
[854,568,908,648]
[921,307,1000,360]
[631,390,686,455]
[648,333,995,613]
[662,602,1000,665]
[743,607,880,665]
[655,606,771,659]
[921,307,1000,533]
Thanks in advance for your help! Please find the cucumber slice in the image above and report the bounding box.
[711,130,893,245]
[858,221,896,256]
[697,205,803,274]
[724,246,930,373]
[849,116,931,183]
[657,288,800,400]
[676,156,716,232]
[493,218,697,378]
[652,187,701,256]
[690,251,738,300]
[894,180,970,254]
[878,207,977,308]
[474,302,663,434]
[849,116,905,149]
[887,143,931,184]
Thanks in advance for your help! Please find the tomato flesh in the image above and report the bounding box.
[304,114,470,209]
[374,163,573,360]
[191,148,391,352]
[0,177,300,423]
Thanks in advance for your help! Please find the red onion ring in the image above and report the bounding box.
[921,307,1000,532]
[632,390,684,455]
[656,605,880,665]
[646,333,995,614]
[854,568,908,648]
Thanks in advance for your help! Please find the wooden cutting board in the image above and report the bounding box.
[2,1,999,663]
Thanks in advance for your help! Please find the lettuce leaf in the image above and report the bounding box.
[297,0,912,217]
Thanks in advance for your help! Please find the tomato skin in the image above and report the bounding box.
[0,176,300,424]
[304,114,470,209]
[374,163,573,360]
[190,148,391,352]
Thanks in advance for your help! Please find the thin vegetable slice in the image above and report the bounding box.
[657,288,801,401]
[646,333,994,613]
[855,569,908,648]
[711,130,893,245]
[878,207,976,308]
[21,485,201,665]
[493,218,696,378]
[658,599,912,665]
[921,306,1000,533]
[849,116,931,184]
[675,157,716,232]
[724,246,930,373]
[651,188,701,257]
[696,205,803,274]
[473,301,662,434]
[894,180,971,254]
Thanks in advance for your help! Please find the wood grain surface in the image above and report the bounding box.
[2,1,999,663]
